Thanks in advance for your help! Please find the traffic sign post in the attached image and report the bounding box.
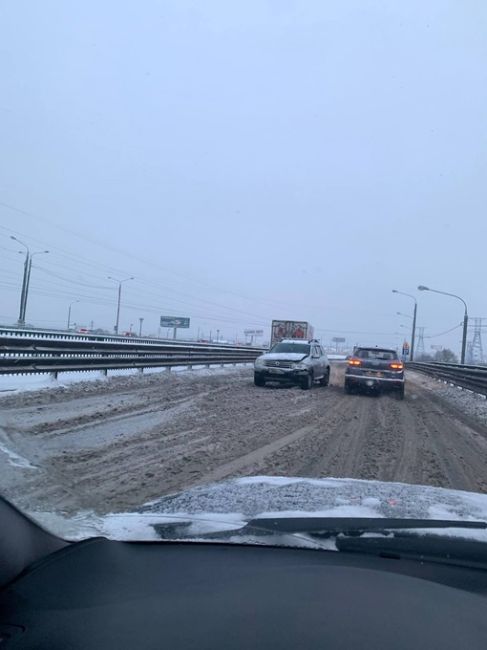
[402,341,410,360]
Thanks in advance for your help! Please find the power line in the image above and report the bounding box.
[424,323,462,339]
[33,265,114,291]
[1,226,281,323]
[0,208,294,312]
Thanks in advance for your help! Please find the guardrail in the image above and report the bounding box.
[407,361,487,397]
[0,327,264,377]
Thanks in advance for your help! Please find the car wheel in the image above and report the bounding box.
[344,380,353,394]
[254,374,265,387]
[301,372,313,390]
[319,367,330,387]
[397,384,405,400]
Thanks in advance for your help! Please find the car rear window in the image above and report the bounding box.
[356,349,397,360]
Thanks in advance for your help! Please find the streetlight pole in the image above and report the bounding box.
[25,250,50,324]
[108,276,134,334]
[10,236,49,326]
[139,317,144,337]
[418,285,468,364]
[11,236,29,326]
[392,290,417,361]
[67,300,80,330]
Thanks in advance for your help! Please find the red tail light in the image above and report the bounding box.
[348,358,362,366]
[389,362,404,370]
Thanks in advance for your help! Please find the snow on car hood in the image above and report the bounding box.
[259,353,307,361]
[30,476,487,542]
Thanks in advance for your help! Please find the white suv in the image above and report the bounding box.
[254,339,330,390]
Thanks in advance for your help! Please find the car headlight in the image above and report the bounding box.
[254,357,266,367]
[294,363,307,370]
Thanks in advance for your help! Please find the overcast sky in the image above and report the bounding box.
[1,1,486,352]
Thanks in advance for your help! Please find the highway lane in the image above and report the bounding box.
[1,364,487,515]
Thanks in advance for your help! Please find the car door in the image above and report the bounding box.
[320,346,329,373]
[311,345,323,378]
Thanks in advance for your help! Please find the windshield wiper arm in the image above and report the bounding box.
[244,517,487,537]
[336,535,487,570]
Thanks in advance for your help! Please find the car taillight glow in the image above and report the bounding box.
[348,358,362,366]
[389,362,404,370]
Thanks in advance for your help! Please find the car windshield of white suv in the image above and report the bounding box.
[270,343,311,354]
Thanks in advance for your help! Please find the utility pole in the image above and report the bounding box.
[216,329,220,342]
[108,276,134,334]
[139,317,144,337]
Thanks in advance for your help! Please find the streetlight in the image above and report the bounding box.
[10,236,49,326]
[108,276,134,334]
[397,311,412,320]
[418,285,468,364]
[392,290,417,361]
[67,300,80,330]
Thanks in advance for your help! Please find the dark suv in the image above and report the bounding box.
[344,347,405,398]
[254,339,330,390]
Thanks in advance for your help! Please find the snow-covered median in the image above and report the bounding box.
[409,370,487,426]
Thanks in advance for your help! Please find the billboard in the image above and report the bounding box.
[244,329,264,336]
[271,320,312,344]
[160,316,190,328]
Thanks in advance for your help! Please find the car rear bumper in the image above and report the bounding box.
[345,373,404,389]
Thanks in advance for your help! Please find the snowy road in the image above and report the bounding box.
[2,364,487,515]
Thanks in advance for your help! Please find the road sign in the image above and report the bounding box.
[160,316,190,328]
[244,329,264,336]
[332,337,346,343]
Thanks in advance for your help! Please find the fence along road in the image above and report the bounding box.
[0,327,263,377]
[407,361,487,397]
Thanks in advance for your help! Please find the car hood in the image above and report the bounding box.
[30,477,487,542]
[258,353,308,362]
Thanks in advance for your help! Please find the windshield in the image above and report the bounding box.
[0,1,486,549]
[270,343,310,355]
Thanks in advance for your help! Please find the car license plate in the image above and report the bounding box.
[269,368,285,374]
[366,371,382,377]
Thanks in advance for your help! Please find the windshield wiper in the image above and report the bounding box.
[244,517,487,537]
[335,535,487,569]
